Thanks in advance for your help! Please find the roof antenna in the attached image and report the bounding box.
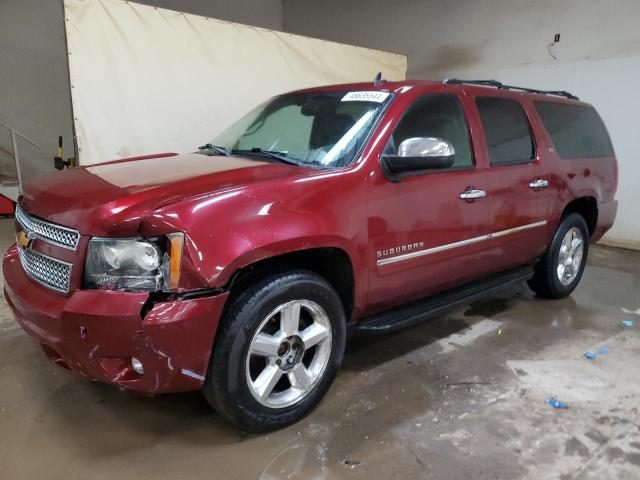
[373,72,386,86]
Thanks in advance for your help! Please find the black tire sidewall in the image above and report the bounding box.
[207,271,346,432]
[545,213,590,297]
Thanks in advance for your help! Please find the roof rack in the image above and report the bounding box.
[443,79,579,100]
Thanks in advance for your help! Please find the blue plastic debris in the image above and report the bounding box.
[584,351,596,360]
[598,347,609,355]
[622,320,635,327]
[547,398,569,409]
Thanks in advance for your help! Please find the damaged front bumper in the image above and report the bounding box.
[3,246,228,394]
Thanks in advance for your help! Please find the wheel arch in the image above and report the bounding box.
[561,196,598,238]
[222,246,358,321]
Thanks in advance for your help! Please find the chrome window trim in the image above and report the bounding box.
[15,205,80,251]
[377,220,547,267]
[17,247,73,294]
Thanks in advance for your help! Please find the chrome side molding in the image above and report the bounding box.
[377,220,548,267]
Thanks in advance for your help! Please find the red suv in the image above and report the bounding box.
[3,79,617,432]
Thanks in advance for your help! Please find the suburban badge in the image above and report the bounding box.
[377,241,425,258]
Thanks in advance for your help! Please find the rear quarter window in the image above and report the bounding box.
[534,101,614,158]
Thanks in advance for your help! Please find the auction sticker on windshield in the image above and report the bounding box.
[342,91,390,103]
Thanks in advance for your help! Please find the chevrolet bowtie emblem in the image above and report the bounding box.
[16,227,35,249]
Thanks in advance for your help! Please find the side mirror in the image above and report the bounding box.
[381,137,455,180]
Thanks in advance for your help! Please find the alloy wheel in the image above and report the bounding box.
[557,227,584,286]
[245,300,333,408]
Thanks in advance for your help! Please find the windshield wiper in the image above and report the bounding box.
[232,148,301,166]
[198,143,231,156]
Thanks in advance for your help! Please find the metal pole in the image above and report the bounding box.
[61,0,79,164]
[0,121,41,148]
[10,128,24,193]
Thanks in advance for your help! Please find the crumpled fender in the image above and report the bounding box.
[140,170,368,307]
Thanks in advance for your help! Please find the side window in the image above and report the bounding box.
[476,97,535,166]
[534,101,614,159]
[389,94,473,168]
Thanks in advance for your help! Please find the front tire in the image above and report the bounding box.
[528,213,589,298]
[203,270,346,432]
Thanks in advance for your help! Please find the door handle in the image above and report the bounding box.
[459,188,487,200]
[529,179,549,189]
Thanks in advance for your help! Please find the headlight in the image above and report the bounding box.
[84,233,184,292]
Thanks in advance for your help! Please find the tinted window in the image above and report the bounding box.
[389,94,473,168]
[534,101,613,158]
[476,97,535,166]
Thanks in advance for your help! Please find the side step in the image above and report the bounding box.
[355,266,534,335]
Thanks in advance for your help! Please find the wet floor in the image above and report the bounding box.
[1,217,639,479]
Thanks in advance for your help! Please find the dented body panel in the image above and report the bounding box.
[4,246,227,392]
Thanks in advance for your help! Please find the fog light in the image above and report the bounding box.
[131,357,144,374]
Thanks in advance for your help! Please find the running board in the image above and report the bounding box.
[355,266,534,335]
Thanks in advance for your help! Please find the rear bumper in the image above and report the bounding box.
[592,199,618,243]
[3,246,228,394]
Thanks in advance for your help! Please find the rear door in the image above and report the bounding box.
[473,95,551,269]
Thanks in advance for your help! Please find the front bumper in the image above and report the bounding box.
[3,246,228,394]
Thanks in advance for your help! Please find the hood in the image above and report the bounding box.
[20,152,303,236]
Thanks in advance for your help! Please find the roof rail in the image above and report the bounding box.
[442,79,579,100]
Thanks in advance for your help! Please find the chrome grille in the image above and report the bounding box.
[15,205,80,250]
[17,247,72,293]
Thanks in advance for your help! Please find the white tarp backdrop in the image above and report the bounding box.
[63,0,407,164]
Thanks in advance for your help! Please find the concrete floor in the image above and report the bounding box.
[1,216,639,480]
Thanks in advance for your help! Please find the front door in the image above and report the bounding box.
[366,92,492,313]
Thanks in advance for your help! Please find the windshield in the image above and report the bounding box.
[210,90,391,168]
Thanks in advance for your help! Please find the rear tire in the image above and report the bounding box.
[203,270,346,432]
[528,213,589,298]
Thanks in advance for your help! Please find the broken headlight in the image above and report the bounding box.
[83,234,184,292]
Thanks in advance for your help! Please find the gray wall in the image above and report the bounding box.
[282,0,640,78]
[0,0,282,190]
[0,0,73,186]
